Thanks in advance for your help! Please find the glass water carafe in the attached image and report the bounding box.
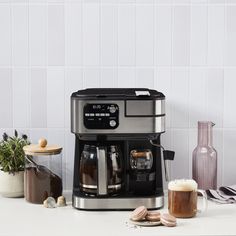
[192,121,217,190]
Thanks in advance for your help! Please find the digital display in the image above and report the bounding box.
[84,104,119,129]
[92,105,101,109]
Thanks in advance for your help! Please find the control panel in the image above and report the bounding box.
[83,104,119,129]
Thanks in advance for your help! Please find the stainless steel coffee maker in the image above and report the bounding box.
[71,88,174,210]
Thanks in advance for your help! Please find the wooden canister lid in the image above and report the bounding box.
[23,138,62,156]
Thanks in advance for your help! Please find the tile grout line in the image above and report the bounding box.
[205,0,208,124]
[81,0,85,88]
[153,1,157,89]
[28,0,31,132]
[3,65,236,69]
[112,2,115,88]
[63,0,67,191]
[10,0,13,131]
[99,0,102,88]
[221,0,226,186]
[8,2,236,6]
[170,0,174,177]
[115,1,119,87]
[188,0,193,178]
[46,0,48,132]
[152,0,155,88]
[134,0,137,87]
[45,0,49,183]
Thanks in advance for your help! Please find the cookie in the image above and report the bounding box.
[160,213,177,227]
[146,211,161,222]
[130,206,148,221]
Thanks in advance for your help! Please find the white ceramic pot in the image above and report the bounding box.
[0,170,24,197]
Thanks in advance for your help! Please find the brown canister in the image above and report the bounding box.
[23,138,63,204]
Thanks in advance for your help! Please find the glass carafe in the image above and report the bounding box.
[79,144,123,195]
[192,121,217,190]
[79,145,97,194]
[129,149,155,195]
[130,149,153,170]
[107,145,123,189]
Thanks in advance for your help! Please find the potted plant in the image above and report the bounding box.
[0,130,30,197]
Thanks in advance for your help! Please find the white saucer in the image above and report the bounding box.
[129,219,162,227]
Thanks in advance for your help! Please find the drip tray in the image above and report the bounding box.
[72,195,164,210]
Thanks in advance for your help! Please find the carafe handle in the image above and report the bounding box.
[97,147,108,195]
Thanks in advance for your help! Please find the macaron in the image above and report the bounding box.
[145,211,161,222]
[160,213,177,227]
[130,206,148,221]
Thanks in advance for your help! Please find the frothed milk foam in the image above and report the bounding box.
[168,179,197,192]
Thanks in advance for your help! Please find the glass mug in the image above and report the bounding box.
[168,179,208,218]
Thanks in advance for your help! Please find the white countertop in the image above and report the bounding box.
[1,194,236,236]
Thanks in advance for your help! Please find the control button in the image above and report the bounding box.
[85,113,90,117]
[109,106,116,113]
[109,120,116,127]
[89,113,95,116]
[105,113,110,116]
[100,113,105,116]
[95,113,100,116]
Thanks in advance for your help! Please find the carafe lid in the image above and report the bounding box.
[23,138,62,156]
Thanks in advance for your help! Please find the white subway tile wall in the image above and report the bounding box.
[1,0,236,191]
[29,5,47,66]
[12,5,29,66]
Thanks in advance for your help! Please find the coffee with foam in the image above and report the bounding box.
[168,179,197,192]
[168,179,198,218]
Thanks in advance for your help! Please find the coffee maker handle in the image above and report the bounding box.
[97,147,108,195]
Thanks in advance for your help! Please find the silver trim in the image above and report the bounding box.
[80,183,122,190]
[97,147,107,195]
[81,184,97,189]
[164,160,171,182]
[72,195,164,210]
[126,100,164,116]
[71,100,165,134]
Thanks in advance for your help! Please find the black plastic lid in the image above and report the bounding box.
[71,88,165,100]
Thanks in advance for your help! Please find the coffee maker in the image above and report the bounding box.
[71,88,174,210]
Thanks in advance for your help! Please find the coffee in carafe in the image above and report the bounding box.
[79,145,97,194]
[79,144,123,196]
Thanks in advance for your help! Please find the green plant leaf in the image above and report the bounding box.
[0,130,30,173]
